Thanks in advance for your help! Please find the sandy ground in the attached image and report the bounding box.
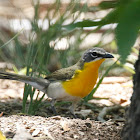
[0,77,133,140]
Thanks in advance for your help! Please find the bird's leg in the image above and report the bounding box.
[69,102,77,118]
[50,99,57,115]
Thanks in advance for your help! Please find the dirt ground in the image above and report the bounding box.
[0,77,132,140]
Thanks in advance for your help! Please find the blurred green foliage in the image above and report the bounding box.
[64,0,140,63]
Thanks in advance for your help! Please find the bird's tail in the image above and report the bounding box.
[0,71,50,92]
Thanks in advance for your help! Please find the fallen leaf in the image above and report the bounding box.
[120,99,127,104]
[0,112,3,117]
[0,130,6,140]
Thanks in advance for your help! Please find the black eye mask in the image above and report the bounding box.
[83,48,106,62]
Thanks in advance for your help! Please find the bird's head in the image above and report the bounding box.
[76,47,114,68]
[82,47,114,63]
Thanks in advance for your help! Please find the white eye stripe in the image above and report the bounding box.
[90,53,95,58]
[92,57,102,62]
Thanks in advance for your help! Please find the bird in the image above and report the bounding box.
[0,47,114,117]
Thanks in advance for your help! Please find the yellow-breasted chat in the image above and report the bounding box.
[0,47,114,116]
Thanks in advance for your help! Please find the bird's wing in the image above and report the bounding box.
[46,65,80,81]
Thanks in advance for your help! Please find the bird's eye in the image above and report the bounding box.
[90,52,97,58]
[92,52,97,56]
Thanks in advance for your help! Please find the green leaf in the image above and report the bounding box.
[99,0,132,9]
[99,0,119,9]
[116,0,140,63]
[0,29,23,49]
[64,8,121,31]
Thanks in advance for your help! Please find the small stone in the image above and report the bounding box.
[85,122,92,128]
[32,129,40,137]
[74,135,79,139]
[60,121,70,132]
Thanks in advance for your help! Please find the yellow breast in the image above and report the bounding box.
[62,59,105,98]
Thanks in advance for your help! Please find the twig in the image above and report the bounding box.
[97,105,123,122]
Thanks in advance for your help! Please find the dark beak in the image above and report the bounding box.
[103,53,114,58]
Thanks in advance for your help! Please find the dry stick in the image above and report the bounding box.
[97,105,123,122]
